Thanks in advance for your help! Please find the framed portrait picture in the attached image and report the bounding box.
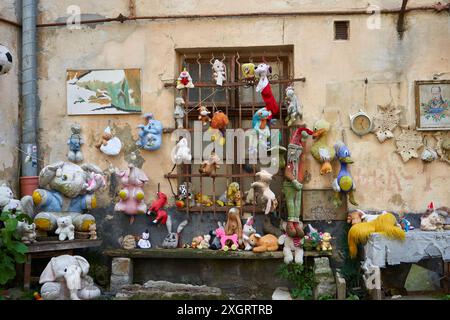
[67,69,142,115]
[415,80,450,130]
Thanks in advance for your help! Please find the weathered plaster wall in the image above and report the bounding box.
[36,0,450,214]
[0,0,20,192]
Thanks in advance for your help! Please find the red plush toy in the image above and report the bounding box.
[255,63,279,117]
[147,192,168,225]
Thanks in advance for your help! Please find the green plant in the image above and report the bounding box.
[0,211,31,285]
[277,263,317,300]
[346,294,360,300]
[317,294,334,300]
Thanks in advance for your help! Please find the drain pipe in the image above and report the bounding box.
[20,0,38,193]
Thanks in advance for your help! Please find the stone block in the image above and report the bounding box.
[111,257,133,277]
[335,271,346,300]
[272,287,292,300]
[313,257,336,299]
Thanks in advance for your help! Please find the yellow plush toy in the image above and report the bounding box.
[241,63,255,82]
[348,212,405,258]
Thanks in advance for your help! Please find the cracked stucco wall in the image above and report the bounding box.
[35,0,450,214]
[0,0,20,192]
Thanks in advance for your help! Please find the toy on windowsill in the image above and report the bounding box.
[249,234,278,253]
[212,59,226,86]
[199,151,220,177]
[332,141,358,208]
[209,111,229,146]
[195,193,213,207]
[176,67,195,89]
[217,182,242,207]
[255,63,279,117]
[67,123,84,163]
[95,126,122,156]
[137,113,163,151]
[311,119,334,175]
[285,86,304,127]
[161,215,188,249]
[137,230,151,249]
[348,212,405,258]
[242,216,256,251]
[241,63,255,84]
[174,97,186,129]
[114,164,149,224]
[198,105,211,126]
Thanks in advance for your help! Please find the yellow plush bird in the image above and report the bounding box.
[348,212,405,258]
[311,119,335,175]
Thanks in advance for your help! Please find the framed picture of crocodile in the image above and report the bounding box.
[415,80,450,130]
[66,69,142,115]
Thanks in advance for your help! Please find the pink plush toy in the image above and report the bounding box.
[85,172,106,193]
[114,164,149,224]
[215,228,239,251]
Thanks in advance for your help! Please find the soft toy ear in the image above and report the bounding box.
[254,233,262,239]
[39,162,64,186]
[74,256,90,276]
[39,258,57,284]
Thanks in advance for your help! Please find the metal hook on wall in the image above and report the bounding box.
[249,52,253,63]
[221,53,226,63]
[210,53,215,66]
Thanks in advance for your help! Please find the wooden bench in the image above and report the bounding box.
[20,239,102,289]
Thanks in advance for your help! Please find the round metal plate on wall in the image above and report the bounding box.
[349,109,373,136]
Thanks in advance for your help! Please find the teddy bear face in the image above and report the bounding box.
[57,216,73,228]
[322,232,332,241]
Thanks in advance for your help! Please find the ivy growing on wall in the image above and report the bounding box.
[277,263,317,300]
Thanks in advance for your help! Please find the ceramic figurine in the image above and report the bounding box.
[225,207,243,244]
[39,255,101,300]
[241,63,255,84]
[198,105,211,126]
[278,221,304,265]
[89,223,97,240]
[283,128,313,237]
[199,151,220,176]
[242,216,256,251]
[32,162,103,234]
[55,216,75,241]
[171,137,192,165]
[248,234,279,253]
[332,141,358,208]
[311,119,335,175]
[146,191,168,224]
[249,170,278,215]
[176,67,195,89]
[284,86,303,127]
[255,63,279,117]
[67,123,84,163]
[17,221,37,244]
[212,59,226,86]
[95,126,122,156]
[161,215,188,249]
[173,97,186,129]
[114,164,149,224]
[420,202,446,231]
[216,182,241,207]
[0,44,13,75]
[137,113,163,151]
[137,230,152,249]
[209,111,229,145]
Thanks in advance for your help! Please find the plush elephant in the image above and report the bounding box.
[39,255,101,300]
[32,162,104,233]
[136,113,163,151]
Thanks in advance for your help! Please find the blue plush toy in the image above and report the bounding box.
[137,113,163,151]
[332,141,358,208]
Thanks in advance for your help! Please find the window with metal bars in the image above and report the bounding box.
[165,47,305,217]
[334,21,350,40]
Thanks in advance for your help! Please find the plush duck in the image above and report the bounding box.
[332,141,358,208]
[311,119,335,175]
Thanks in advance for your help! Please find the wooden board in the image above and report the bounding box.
[27,239,102,253]
[302,189,347,221]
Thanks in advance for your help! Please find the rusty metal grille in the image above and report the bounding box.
[165,49,306,219]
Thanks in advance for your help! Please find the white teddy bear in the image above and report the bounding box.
[278,221,304,265]
[55,216,75,241]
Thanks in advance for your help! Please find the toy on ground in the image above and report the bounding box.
[119,235,137,250]
[176,67,195,89]
[199,151,220,176]
[198,105,211,126]
[242,215,256,251]
[161,215,188,249]
[39,255,101,300]
[31,162,103,234]
[249,170,278,215]
[212,59,226,86]
[225,207,243,245]
[173,96,186,129]
[348,212,405,258]
[95,126,122,156]
[146,192,168,225]
[285,86,303,127]
[55,216,75,241]
[255,63,279,117]
[88,223,97,240]
[332,141,358,208]
[137,230,151,249]
[67,123,84,163]
[311,119,335,175]
[249,233,278,253]
[283,127,313,237]
[209,111,229,145]
[136,113,163,151]
[241,63,256,84]
[171,137,192,165]
[209,221,225,250]
[0,44,13,75]
[420,201,447,231]
[114,164,149,224]
[217,182,241,207]
[278,221,304,265]
[17,221,37,244]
